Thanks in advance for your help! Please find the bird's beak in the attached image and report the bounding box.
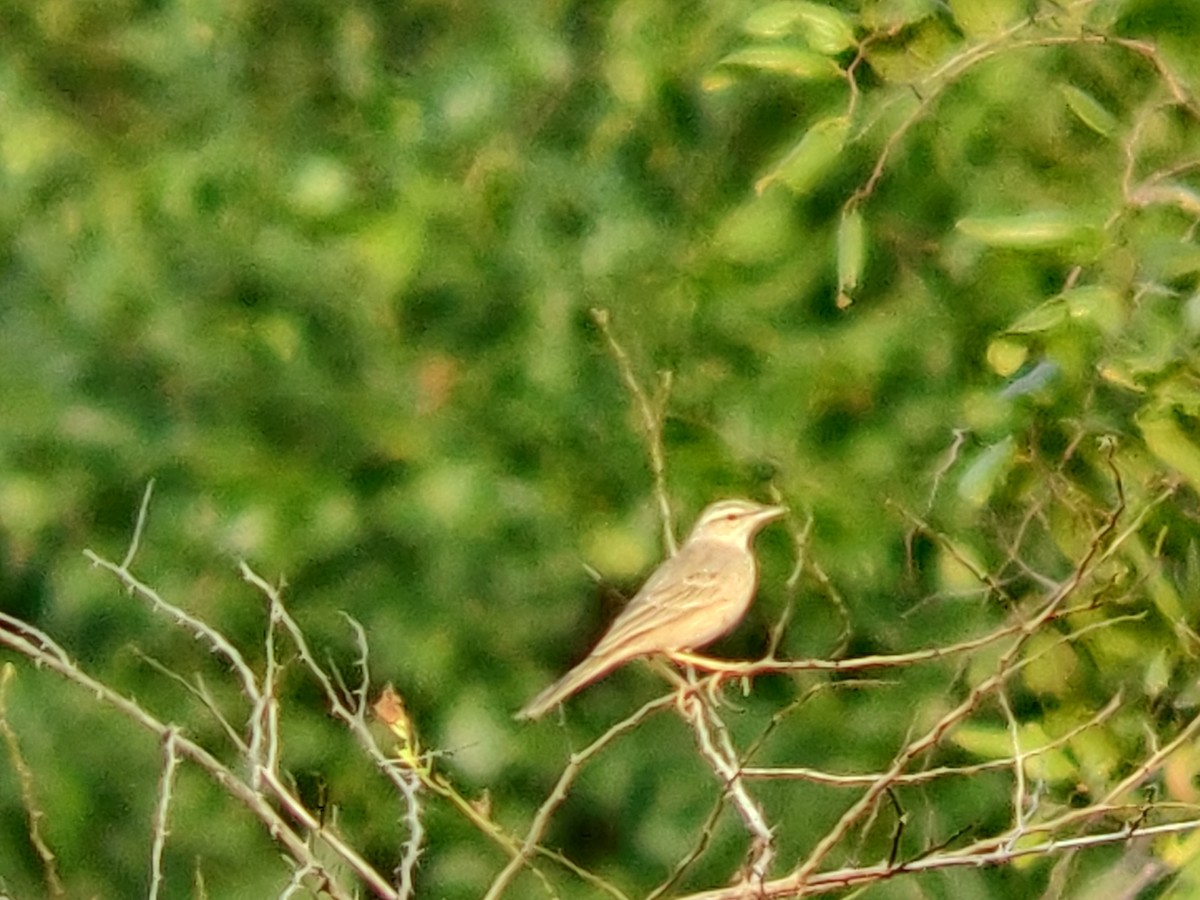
[754,504,787,525]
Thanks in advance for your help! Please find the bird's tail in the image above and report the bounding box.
[514,653,626,720]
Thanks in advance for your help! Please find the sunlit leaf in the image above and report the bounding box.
[1154,377,1200,418]
[949,0,1027,36]
[1023,633,1079,697]
[951,723,1010,758]
[836,207,865,303]
[1060,84,1117,137]
[744,1,811,37]
[744,1,857,53]
[861,0,941,30]
[712,193,795,264]
[1138,406,1200,492]
[1145,650,1172,700]
[1006,297,1068,334]
[956,211,1099,250]
[957,435,1016,506]
[951,722,1077,783]
[861,16,956,81]
[796,3,856,53]
[987,338,1027,376]
[755,115,848,196]
[1097,362,1143,392]
[1002,285,1122,338]
[1063,284,1124,335]
[712,45,842,81]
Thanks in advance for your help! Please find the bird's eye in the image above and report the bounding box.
[725,513,737,521]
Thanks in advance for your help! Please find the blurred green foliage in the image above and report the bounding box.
[2,0,1200,897]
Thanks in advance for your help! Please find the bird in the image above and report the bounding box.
[516,498,786,720]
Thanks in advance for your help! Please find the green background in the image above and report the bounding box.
[3,0,1200,897]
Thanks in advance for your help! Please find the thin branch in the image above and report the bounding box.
[83,551,263,712]
[591,307,677,554]
[681,692,774,886]
[120,478,156,570]
[0,664,66,899]
[482,698,671,900]
[677,817,1200,899]
[0,621,378,900]
[148,728,181,900]
[787,474,1125,890]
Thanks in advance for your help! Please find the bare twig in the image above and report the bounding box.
[148,728,181,900]
[0,618,378,900]
[0,664,66,899]
[591,307,677,553]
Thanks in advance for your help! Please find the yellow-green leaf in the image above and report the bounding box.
[956,211,1098,250]
[836,207,866,300]
[958,435,1016,506]
[1145,649,1172,700]
[951,723,1010,759]
[951,722,1078,783]
[1060,85,1117,137]
[1063,284,1123,335]
[756,116,848,196]
[861,16,955,81]
[1153,376,1200,419]
[1006,297,1068,334]
[744,1,810,37]
[1004,286,1122,336]
[949,0,1027,36]
[1138,406,1200,493]
[795,2,856,54]
[987,338,1027,377]
[744,2,857,53]
[713,45,842,81]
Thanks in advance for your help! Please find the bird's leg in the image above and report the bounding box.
[651,656,726,711]
[665,652,736,707]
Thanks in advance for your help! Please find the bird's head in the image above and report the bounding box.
[687,498,787,547]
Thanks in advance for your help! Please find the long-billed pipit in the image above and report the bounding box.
[516,498,786,720]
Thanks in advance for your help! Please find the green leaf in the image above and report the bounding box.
[949,0,1027,36]
[1006,297,1068,334]
[836,207,865,304]
[956,211,1099,250]
[951,722,1077,783]
[755,116,849,196]
[712,193,795,264]
[795,3,857,53]
[1154,377,1200,418]
[712,45,843,81]
[861,16,956,81]
[1138,406,1200,492]
[951,723,1011,758]
[1140,238,1200,281]
[744,2,811,37]
[1062,285,1123,335]
[957,435,1016,506]
[1145,649,1172,700]
[987,338,1027,376]
[1060,85,1117,137]
[1003,286,1121,337]
[743,2,857,53]
[861,0,940,30]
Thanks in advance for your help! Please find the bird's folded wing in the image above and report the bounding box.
[591,563,727,656]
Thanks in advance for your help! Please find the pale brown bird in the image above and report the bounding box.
[516,498,786,720]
